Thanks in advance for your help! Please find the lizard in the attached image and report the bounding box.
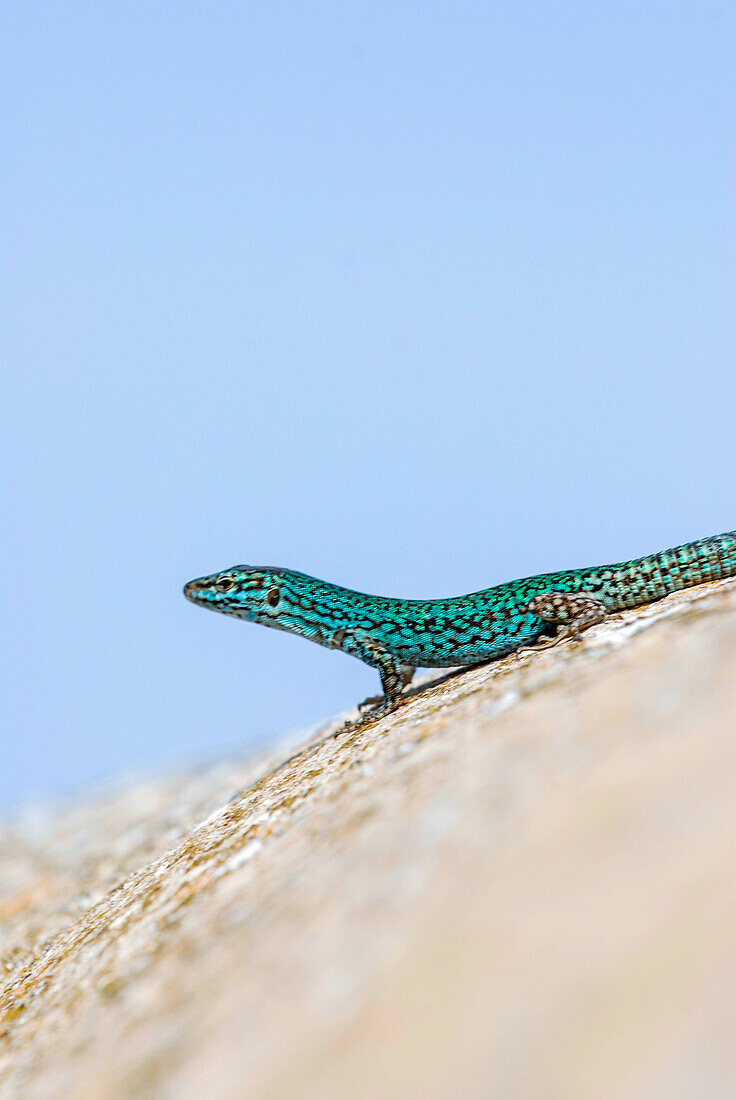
[184,530,736,714]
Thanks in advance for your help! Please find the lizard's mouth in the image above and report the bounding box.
[183,579,209,602]
[183,577,241,614]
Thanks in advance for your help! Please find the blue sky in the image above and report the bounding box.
[3,2,734,809]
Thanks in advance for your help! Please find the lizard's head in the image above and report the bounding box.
[183,566,288,623]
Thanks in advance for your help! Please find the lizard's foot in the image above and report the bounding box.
[358,694,402,718]
[509,634,558,660]
[359,694,384,712]
[359,665,415,710]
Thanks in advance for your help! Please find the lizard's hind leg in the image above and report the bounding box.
[528,591,608,646]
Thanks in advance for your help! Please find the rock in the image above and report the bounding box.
[2,581,736,1099]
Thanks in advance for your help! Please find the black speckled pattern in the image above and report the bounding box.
[185,530,736,705]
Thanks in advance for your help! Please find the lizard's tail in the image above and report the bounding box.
[604,530,736,610]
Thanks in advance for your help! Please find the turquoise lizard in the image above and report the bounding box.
[184,530,736,713]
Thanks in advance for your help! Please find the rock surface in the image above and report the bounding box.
[2,581,736,1099]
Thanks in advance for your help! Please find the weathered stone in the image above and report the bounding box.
[2,581,735,1099]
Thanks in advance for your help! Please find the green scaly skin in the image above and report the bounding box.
[184,530,736,712]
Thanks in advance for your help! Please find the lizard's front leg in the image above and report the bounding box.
[340,630,407,713]
[528,591,608,646]
[358,666,416,712]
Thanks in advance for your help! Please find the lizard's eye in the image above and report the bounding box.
[215,577,236,593]
[266,585,281,608]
